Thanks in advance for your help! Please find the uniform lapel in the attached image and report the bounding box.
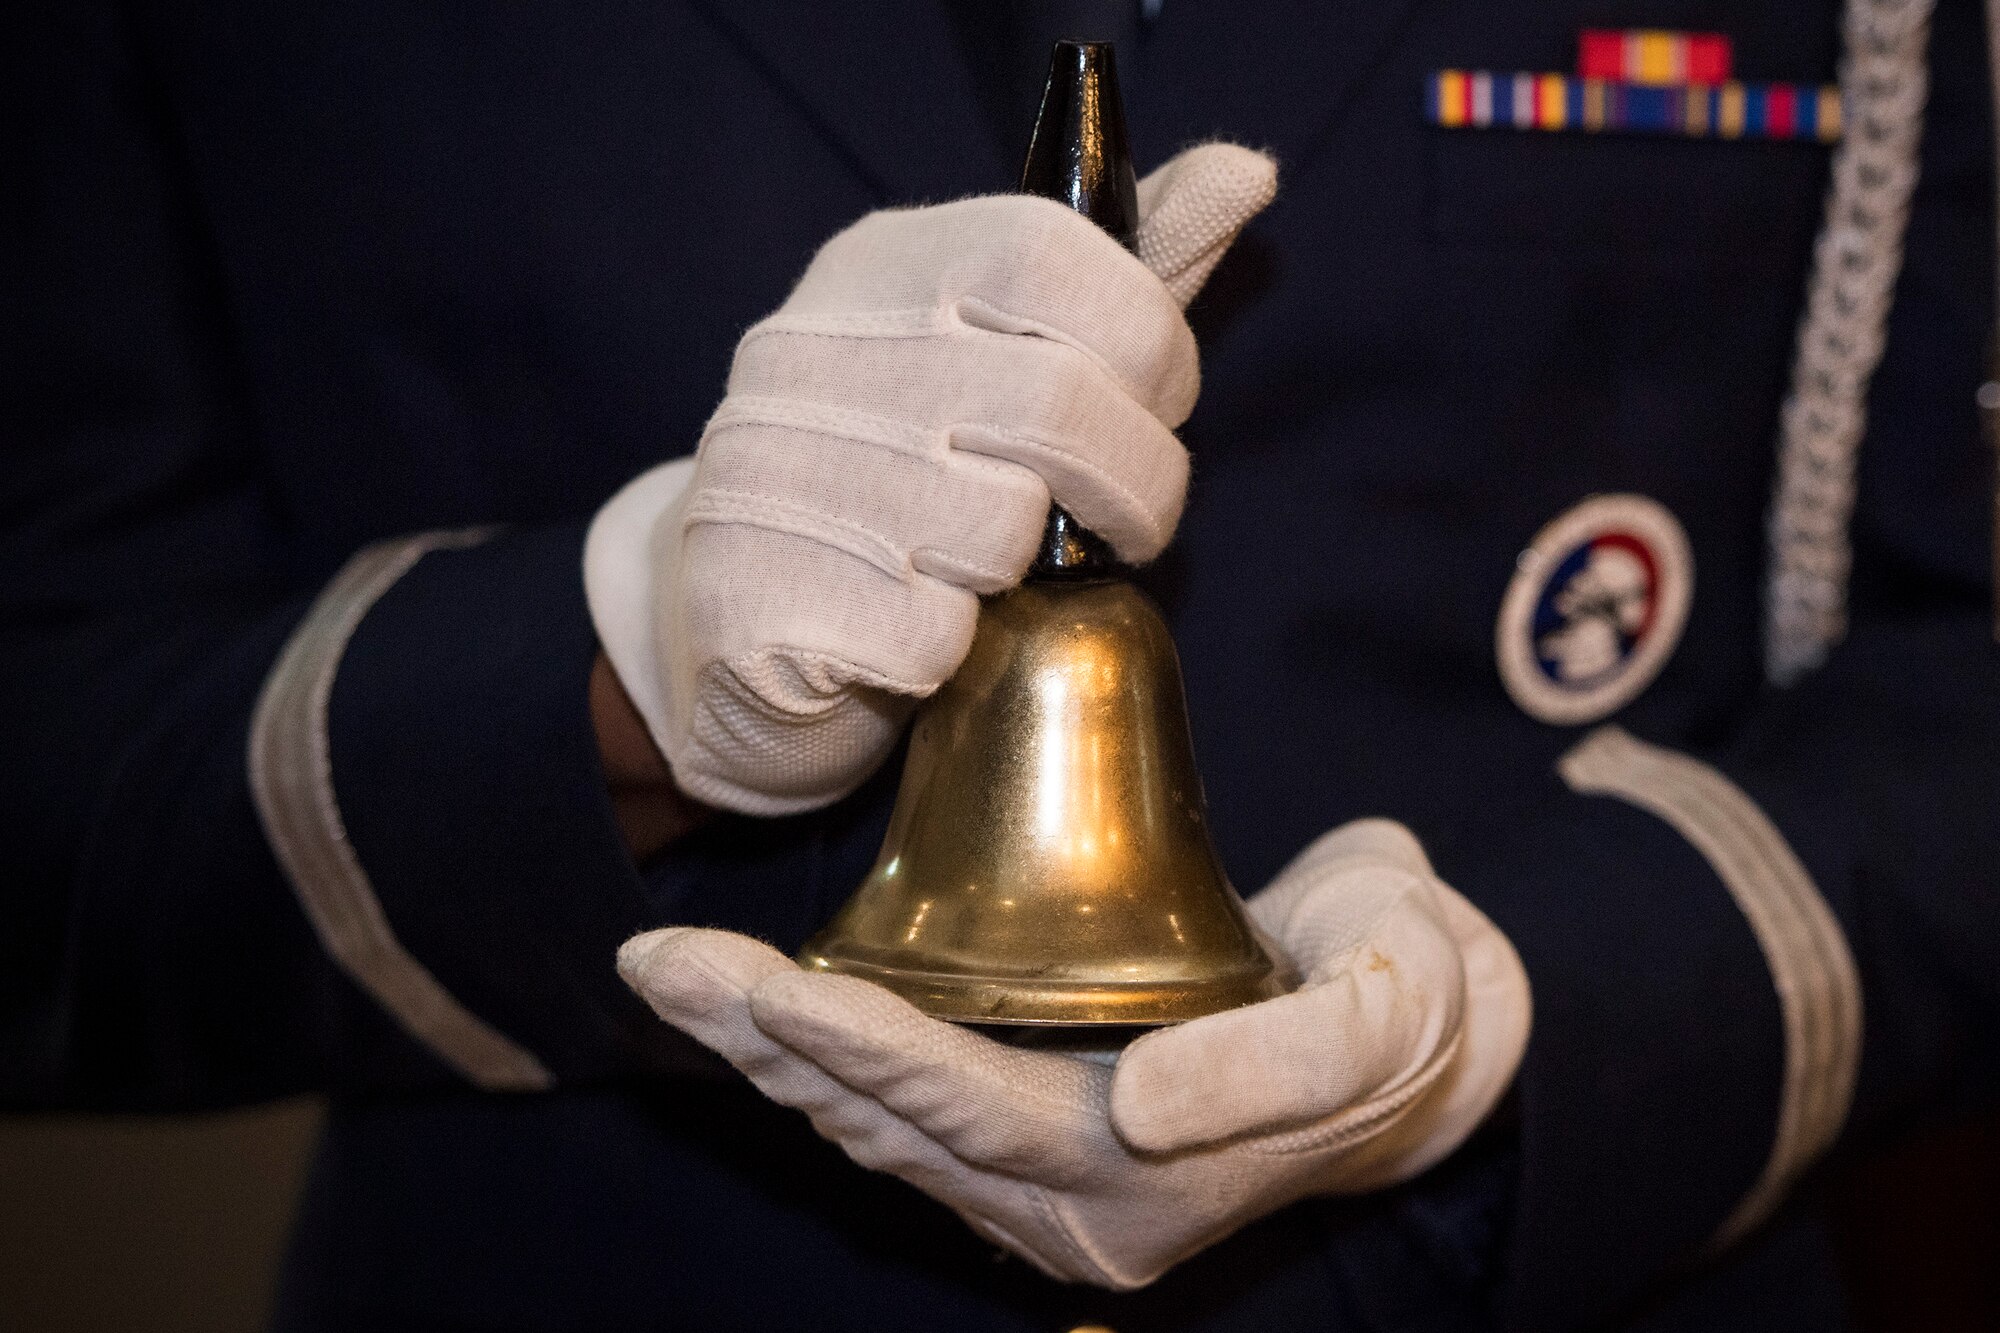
[1131,0,1434,175]
[690,0,1433,205]
[687,0,1009,203]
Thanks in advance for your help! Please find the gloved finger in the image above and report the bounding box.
[671,516,964,812]
[616,927,798,1069]
[1243,819,1433,945]
[1328,885,1532,1191]
[1134,142,1279,307]
[748,969,1114,1184]
[721,327,1189,561]
[782,195,1198,425]
[673,641,923,815]
[1431,888,1532,1120]
[1110,892,1464,1154]
[694,397,1050,596]
[616,927,1005,1197]
[781,1068,1031,1219]
[678,522,982,701]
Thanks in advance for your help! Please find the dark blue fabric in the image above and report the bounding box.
[5,0,1996,1328]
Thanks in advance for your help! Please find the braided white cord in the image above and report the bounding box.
[1765,0,1934,685]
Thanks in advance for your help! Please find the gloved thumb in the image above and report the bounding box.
[1135,142,1278,306]
[1110,888,1464,1154]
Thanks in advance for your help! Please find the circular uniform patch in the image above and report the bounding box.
[1495,494,1693,726]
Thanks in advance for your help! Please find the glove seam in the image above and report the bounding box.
[742,307,949,343]
[705,381,1176,561]
[685,488,921,582]
[739,312,1185,435]
[703,405,1172,564]
[708,395,1039,489]
[1027,1184,1122,1288]
[952,422,1172,557]
[689,484,1026,588]
[952,292,1191,422]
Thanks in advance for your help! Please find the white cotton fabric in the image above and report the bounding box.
[618,819,1532,1290]
[584,143,1278,815]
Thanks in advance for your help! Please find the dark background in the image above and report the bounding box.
[0,1105,1995,1331]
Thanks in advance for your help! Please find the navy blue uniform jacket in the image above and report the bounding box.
[5,0,1997,1329]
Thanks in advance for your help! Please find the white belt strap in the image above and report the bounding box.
[248,529,554,1093]
[1765,0,1933,685]
[1559,726,1862,1249]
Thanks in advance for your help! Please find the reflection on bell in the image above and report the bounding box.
[799,41,1293,1025]
[799,538,1294,1025]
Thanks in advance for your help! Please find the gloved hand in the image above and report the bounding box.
[585,143,1278,814]
[618,819,1532,1289]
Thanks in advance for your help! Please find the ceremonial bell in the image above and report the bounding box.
[798,42,1294,1026]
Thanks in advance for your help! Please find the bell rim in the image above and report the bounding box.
[795,946,1297,1027]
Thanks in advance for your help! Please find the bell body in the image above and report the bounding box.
[800,577,1293,1025]
[800,40,1290,1025]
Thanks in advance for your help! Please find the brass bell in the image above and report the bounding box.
[799,42,1294,1026]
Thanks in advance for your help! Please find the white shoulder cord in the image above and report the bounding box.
[1764,0,1933,686]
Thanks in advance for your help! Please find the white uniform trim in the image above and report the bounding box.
[1765,0,1933,685]
[1558,726,1862,1250]
[248,529,554,1093]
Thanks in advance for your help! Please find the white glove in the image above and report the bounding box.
[585,143,1278,815]
[618,819,1532,1290]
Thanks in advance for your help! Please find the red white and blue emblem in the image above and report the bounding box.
[1496,494,1692,725]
